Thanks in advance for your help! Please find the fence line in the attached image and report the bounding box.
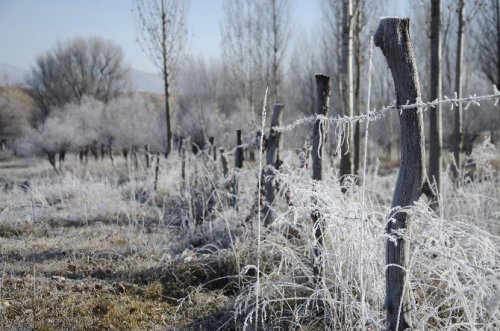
[273,88,500,133]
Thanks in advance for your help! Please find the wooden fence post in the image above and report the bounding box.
[375,17,426,331]
[144,144,150,169]
[181,137,187,182]
[311,75,330,283]
[263,104,284,227]
[209,136,216,161]
[220,148,229,179]
[153,152,160,191]
[231,129,244,208]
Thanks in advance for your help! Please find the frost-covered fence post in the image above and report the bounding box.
[209,136,216,161]
[144,144,150,169]
[311,75,330,283]
[374,17,425,331]
[220,148,229,178]
[153,152,160,191]
[181,137,187,181]
[231,129,244,208]
[263,104,284,227]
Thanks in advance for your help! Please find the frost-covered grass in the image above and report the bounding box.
[0,140,498,330]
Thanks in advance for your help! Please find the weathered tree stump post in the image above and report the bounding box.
[311,75,330,283]
[231,129,244,208]
[263,104,284,227]
[375,17,426,331]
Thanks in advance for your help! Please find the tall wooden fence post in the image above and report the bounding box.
[311,75,330,284]
[374,17,426,331]
[231,129,244,208]
[263,104,284,227]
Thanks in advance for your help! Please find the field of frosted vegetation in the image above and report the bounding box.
[0,133,498,329]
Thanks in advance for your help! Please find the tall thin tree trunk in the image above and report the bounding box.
[496,0,500,135]
[161,0,172,158]
[271,0,279,103]
[353,8,362,179]
[429,0,442,210]
[339,0,354,188]
[452,0,465,180]
[375,17,426,331]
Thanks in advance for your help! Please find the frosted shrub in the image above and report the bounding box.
[105,94,165,154]
[232,149,499,329]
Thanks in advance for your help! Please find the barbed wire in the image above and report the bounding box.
[273,87,500,133]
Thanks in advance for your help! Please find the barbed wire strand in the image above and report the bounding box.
[273,87,500,133]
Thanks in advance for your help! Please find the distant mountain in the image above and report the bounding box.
[0,63,27,86]
[0,63,162,94]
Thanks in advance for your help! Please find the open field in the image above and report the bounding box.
[0,140,498,330]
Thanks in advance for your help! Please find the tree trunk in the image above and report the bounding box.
[311,75,330,284]
[58,150,66,170]
[47,151,57,172]
[161,1,172,158]
[429,0,442,211]
[339,0,354,188]
[108,144,114,166]
[452,0,465,180]
[263,104,284,227]
[353,6,362,179]
[375,17,426,331]
[496,0,500,141]
[101,143,106,159]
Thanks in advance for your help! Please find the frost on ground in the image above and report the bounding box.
[0,140,498,330]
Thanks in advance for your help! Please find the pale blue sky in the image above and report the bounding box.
[0,0,406,73]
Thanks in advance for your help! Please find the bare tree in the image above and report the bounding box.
[429,0,443,207]
[26,37,129,119]
[477,0,500,135]
[448,0,484,179]
[221,0,290,114]
[339,0,354,187]
[133,0,188,158]
[266,0,291,104]
[321,0,385,181]
[0,88,32,149]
